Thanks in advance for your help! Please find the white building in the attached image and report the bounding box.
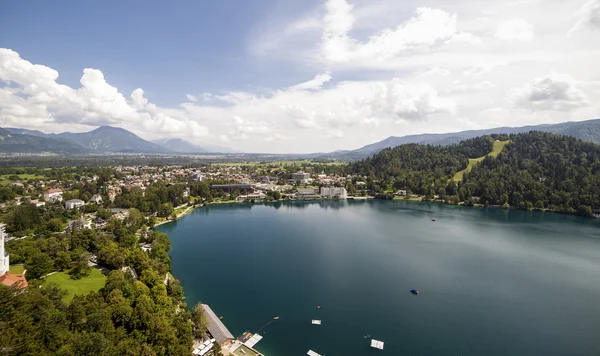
[292,172,310,184]
[90,194,103,205]
[0,224,9,275]
[320,187,348,199]
[44,188,63,202]
[65,199,85,210]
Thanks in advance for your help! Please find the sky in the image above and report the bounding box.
[1,0,599,153]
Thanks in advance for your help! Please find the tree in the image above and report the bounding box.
[272,191,281,200]
[70,251,92,279]
[7,204,41,232]
[534,200,545,210]
[158,203,174,218]
[191,302,210,338]
[25,251,54,279]
[96,208,112,219]
[55,251,72,271]
[47,218,64,232]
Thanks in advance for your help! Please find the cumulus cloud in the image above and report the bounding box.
[495,19,535,41]
[511,73,589,111]
[326,129,344,138]
[228,116,272,140]
[288,71,332,91]
[321,1,478,65]
[569,0,600,35]
[0,48,209,138]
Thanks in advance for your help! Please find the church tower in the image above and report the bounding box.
[0,224,8,275]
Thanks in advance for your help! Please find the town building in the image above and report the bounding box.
[202,304,234,346]
[44,188,63,202]
[29,199,45,207]
[90,194,103,205]
[320,187,348,199]
[0,224,9,275]
[211,184,252,193]
[292,172,310,184]
[236,192,267,202]
[0,224,27,289]
[65,199,85,210]
[296,187,321,199]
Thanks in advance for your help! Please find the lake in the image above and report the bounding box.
[155,200,600,356]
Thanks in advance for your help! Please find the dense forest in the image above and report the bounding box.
[460,132,600,214]
[351,132,600,216]
[350,137,493,196]
[0,218,211,355]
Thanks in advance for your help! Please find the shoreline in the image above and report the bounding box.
[152,196,597,230]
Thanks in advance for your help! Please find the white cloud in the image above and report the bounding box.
[219,134,230,143]
[423,67,451,77]
[321,1,479,66]
[186,94,198,102]
[0,48,209,138]
[495,19,535,41]
[569,0,600,35]
[326,129,344,138]
[228,116,272,140]
[265,133,291,142]
[511,73,590,111]
[473,81,495,89]
[288,71,332,91]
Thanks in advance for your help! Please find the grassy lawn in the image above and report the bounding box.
[489,140,509,157]
[0,173,47,185]
[43,269,107,302]
[231,345,261,356]
[9,265,25,274]
[452,141,509,182]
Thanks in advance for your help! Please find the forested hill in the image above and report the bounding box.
[350,132,600,216]
[461,132,600,214]
[350,136,494,193]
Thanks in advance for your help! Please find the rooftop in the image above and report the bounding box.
[202,304,234,345]
[0,272,28,289]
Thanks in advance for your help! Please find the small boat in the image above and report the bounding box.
[316,305,322,309]
[410,288,420,295]
[431,218,436,221]
[274,316,280,320]
[219,316,224,319]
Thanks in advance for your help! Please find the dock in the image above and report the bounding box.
[370,339,384,350]
[243,334,263,348]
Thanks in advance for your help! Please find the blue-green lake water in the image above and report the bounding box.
[155,201,600,355]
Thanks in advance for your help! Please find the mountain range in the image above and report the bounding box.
[151,138,236,154]
[1,118,600,158]
[0,126,233,155]
[320,118,600,160]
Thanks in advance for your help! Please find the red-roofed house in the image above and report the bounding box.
[0,272,28,289]
[44,188,63,202]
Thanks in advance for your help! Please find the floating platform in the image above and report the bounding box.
[243,334,263,348]
[311,320,322,325]
[370,339,384,350]
[307,350,322,356]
